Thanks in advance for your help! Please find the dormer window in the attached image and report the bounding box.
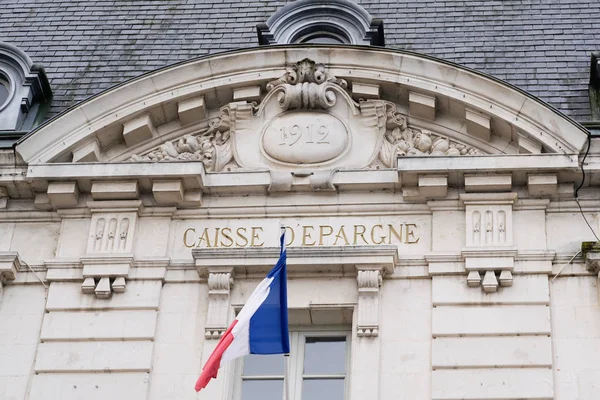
[257,0,384,46]
[0,42,52,138]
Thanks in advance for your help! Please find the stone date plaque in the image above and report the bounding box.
[261,112,349,165]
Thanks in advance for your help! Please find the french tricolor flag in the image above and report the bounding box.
[195,231,290,392]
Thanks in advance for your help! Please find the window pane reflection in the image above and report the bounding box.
[302,379,345,400]
[241,379,283,400]
[0,81,8,105]
[243,354,285,376]
[304,337,346,375]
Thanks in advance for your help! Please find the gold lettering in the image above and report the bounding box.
[302,226,316,246]
[251,227,264,247]
[371,224,385,245]
[183,228,196,248]
[333,225,350,245]
[220,227,234,247]
[235,227,249,247]
[405,224,420,244]
[285,226,295,246]
[388,224,403,244]
[196,228,212,248]
[319,225,334,245]
[213,228,221,248]
[353,225,368,245]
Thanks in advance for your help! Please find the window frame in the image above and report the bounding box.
[233,327,352,400]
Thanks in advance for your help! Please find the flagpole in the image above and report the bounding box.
[280,223,290,400]
[284,353,290,400]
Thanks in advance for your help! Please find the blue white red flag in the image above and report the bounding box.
[195,232,290,392]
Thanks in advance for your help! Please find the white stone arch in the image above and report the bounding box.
[16,45,588,174]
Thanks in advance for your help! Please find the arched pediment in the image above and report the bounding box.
[16,46,588,178]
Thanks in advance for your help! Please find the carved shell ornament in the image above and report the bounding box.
[128,58,482,172]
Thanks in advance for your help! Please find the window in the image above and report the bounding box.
[257,0,384,46]
[0,76,9,108]
[0,42,51,135]
[235,330,350,400]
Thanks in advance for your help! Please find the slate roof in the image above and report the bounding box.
[0,0,599,122]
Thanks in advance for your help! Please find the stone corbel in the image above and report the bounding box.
[0,252,21,287]
[205,267,234,339]
[583,242,600,274]
[80,255,133,299]
[462,249,517,293]
[356,267,384,337]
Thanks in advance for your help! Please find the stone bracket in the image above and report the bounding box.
[462,248,517,293]
[80,254,133,299]
[205,267,234,340]
[583,241,600,272]
[356,267,384,337]
[0,252,21,286]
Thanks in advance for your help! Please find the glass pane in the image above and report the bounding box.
[241,379,283,400]
[302,378,345,400]
[0,81,8,105]
[243,354,285,376]
[304,337,346,375]
[302,35,345,44]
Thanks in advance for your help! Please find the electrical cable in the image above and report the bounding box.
[551,251,581,281]
[574,132,600,242]
[22,259,47,289]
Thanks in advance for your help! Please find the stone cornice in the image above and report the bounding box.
[193,245,398,277]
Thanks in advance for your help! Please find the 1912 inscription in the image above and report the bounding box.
[262,112,349,164]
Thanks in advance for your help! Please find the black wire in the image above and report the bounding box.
[575,132,591,198]
[575,132,600,242]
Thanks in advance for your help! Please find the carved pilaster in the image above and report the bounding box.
[460,193,517,293]
[356,268,383,337]
[205,268,234,339]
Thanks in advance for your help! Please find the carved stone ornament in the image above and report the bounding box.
[356,268,383,337]
[129,104,240,172]
[360,100,482,169]
[205,271,234,339]
[265,58,348,111]
[128,59,484,173]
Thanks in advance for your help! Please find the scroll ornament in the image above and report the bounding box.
[266,58,349,111]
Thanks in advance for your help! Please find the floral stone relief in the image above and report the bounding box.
[128,59,483,172]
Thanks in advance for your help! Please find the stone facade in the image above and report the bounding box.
[1,46,599,400]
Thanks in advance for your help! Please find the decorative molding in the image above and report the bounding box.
[460,193,518,293]
[193,245,398,278]
[356,267,383,337]
[126,59,485,182]
[79,208,139,297]
[205,268,234,339]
